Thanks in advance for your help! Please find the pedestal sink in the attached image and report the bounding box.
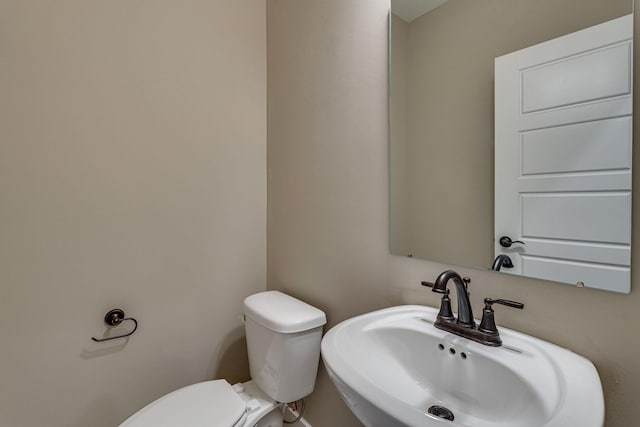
[321,305,604,427]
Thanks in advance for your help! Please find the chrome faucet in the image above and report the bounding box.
[422,270,524,346]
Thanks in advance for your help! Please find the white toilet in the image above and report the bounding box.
[120,291,326,427]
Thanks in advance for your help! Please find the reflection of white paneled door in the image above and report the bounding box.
[494,14,633,293]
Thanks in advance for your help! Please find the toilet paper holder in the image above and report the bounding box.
[91,309,138,342]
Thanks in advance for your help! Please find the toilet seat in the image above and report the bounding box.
[120,380,247,427]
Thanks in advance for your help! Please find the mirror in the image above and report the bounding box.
[389,0,633,292]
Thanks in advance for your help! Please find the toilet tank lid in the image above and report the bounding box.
[244,291,326,333]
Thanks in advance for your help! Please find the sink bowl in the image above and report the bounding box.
[321,305,603,427]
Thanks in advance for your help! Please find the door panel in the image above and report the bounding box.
[521,239,630,266]
[521,42,632,113]
[521,117,632,175]
[521,256,630,293]
[521,192,631,244]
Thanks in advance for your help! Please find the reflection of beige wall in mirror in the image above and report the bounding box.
[390,0,632,270]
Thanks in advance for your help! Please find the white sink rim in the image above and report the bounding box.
[321,305,604,427]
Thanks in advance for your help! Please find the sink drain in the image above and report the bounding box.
[427,405,455,421]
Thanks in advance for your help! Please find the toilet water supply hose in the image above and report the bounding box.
[283,398,306,424]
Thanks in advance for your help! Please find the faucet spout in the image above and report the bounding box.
[491,254,514,271]
[432,270,475,327]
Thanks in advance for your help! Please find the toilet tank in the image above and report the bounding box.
[243,291,327,403]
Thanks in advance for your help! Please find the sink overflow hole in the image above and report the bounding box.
[449,348,456,355]
[427,405,455,421]
[438,344,445,351]
[461,352,467,359]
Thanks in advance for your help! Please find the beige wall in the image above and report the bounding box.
[391,0,631,267]
[267,0,640,426]
[0,1,265,426]
[268,1,391,423]
[389,14,410,256]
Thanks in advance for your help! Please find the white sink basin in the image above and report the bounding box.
[321,305,604,427]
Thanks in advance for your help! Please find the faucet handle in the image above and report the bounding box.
[437,289,454,321]
[421,280,446,294]
[420,281,455,320]
[484,298,524,309]
[478,298,524,337]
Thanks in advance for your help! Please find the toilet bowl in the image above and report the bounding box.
[120,291,326,427]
